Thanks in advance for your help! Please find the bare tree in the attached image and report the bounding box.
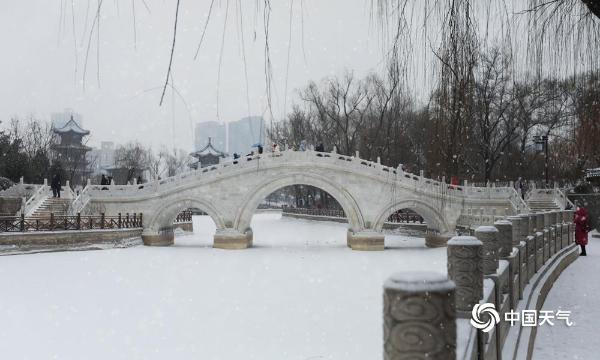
[114,142,150,183]
[300,71,376,155]
[161,147,189,177]
[471,48,519,181]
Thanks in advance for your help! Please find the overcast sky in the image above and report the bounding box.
[0,0,393,151]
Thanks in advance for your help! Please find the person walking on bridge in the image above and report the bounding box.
[51,174,61,198]
[515,177,525,200]
[574,202,591,256]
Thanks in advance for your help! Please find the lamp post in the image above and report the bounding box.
[534,135,549,186]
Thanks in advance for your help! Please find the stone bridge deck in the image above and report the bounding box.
[71,150,528,249]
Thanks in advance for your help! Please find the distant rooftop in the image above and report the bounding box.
[52,115,90,135]
[191,137,227,158]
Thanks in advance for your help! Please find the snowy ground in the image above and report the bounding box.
[533,234,597,360]
[0,213,446,360]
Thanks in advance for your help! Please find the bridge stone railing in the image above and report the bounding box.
[526,187,574,210]
[68,149,528,226]
[383,209,578,359]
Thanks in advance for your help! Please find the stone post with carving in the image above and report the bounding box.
[553,210,560,253]
[447,236,483,315]
[475,226,499,275]
[507,216,522,246]
[565,209,575,244]
[543,212,552,260]
[384,272,456,360]
[527,213,536,236]
[494,220,513,258]
[508,215,527,298]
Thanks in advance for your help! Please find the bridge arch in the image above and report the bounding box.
[234,172,365,233]
[373,199,451,234]
[147,196,226,232]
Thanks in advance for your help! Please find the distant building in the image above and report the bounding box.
[228,116,266,156]
[194,116,266,156]
[87,141,116,178]
[51,108,84,129]
[190,137,227,169]
[51,115,91,186]
[194,121,226,153]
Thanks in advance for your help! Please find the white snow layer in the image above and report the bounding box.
[0,213,446,360]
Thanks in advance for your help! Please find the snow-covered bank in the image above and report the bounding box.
[533,234,598,359]
[0,213,444,359]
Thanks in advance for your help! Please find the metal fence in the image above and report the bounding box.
[281,207,424,223]
[174,210,193,223]
[0,213,143,233]
[282,207,346,218]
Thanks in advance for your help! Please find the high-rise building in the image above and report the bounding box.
[228,116,266,156]
[87,141,116,176]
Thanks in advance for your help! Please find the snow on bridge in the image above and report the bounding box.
[70,150,529,250]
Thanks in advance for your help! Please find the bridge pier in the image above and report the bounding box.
[142,228,174,246]
[213,228,252,250]
[348,230,384,251]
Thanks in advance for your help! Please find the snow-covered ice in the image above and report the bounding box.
[533,234,598,360]
[0,213,446,359]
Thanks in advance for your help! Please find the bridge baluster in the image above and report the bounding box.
[447,236,483,315]
[383,272,456,360]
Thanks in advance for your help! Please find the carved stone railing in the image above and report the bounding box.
[383,209,578,359]
[69,185,91,215]
[23,183,49,217]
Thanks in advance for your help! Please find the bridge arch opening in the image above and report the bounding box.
[239,179,362,248]
[171,208,219,247]
[378,208,431,248]
[143,197,226,246]
[235,173,365,235]
[374,199,454,234]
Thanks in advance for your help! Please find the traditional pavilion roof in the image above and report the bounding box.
[52,116,90,135]
[191,137,227,158]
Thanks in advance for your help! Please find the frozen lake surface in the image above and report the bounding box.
[0,213,446,359]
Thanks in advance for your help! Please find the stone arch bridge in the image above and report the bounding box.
[71,150,528,250]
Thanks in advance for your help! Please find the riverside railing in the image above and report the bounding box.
[281,206,424,223]
[173,210,192,223]
[384,209,577,359]
[0,213,143,233]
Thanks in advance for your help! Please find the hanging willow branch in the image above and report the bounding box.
[159,0,181,106]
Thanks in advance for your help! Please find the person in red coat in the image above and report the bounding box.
[574,203,591,256]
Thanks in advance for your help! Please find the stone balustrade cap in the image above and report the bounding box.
[448,236,482,246]
[475,225,499,233]
[384,271,455,292]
